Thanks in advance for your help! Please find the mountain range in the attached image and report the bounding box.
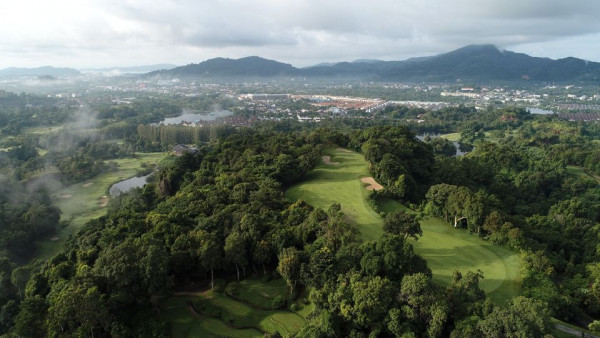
[147,45,600,83]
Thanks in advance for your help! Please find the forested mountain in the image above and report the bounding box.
[148,56,295,78]
[148,45,600,83]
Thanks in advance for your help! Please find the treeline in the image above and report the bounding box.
[135,123,236,147]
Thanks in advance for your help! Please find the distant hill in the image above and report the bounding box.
[147,56,295,78]
[0,66,80,77]
[147,45,600,83]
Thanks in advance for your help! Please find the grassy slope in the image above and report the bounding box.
[162,278,306,338]
[285,149,383,241]
[286,148,521,302]
[415,218,520,302]
[161,296,262,338]
[35,152,166,261]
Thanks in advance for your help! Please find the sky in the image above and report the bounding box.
[1,0,600,69]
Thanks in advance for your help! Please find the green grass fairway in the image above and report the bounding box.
[440,132,461,142]
[285,149,383,241]
[415,218,521,302]
[285,148,521,302]
[161,280,306,338]
[34,152,166,261]
[229,278,289,310]
[161,296,263,338]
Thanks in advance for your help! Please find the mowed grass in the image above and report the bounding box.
[230,278,289,310]
[161,296,263,338]
[440,132,461,142]
[285,149,383,241]
[285,148,521,302]
[161,278,306,338]
[35,152,166,261]
[414,218,521,302]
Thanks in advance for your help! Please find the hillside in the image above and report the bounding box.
[148,44,600,83]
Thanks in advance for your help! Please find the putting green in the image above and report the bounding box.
[285,148,521,302]
[415,218,520,302]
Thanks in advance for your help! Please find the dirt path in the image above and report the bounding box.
[336,148,352,153]
[322,156,340,165]
[360,177,384,191]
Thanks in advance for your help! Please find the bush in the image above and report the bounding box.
[225,281,240,297]
[271,295,285,309]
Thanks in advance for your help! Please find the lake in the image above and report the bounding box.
[109,174,151,196]
[160,110,233,125]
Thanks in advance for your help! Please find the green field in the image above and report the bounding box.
[285,149,383,241]
[162,278,306,338]
[440,132,461,142]
[415,218,520,302]
[34,152,167,261]
[285,148,521,302]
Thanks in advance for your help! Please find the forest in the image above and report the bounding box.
[1,92,600,337]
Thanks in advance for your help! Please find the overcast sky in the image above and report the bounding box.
[1,0,600,69]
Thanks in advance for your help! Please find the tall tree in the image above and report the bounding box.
[383,210,422,240]
[277,247,302,295]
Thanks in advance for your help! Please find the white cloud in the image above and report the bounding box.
[0,0,599,68]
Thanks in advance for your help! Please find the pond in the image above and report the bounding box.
[109,174,151,196]
[160,109,233,125]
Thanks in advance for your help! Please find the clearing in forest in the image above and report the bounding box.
[161,278,309,338]
[286,148,383,241]
[286,148,521,302]
[35,152,167,261]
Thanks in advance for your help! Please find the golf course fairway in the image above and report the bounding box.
[285,148,521,302]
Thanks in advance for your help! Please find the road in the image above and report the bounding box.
[555,323,600,338]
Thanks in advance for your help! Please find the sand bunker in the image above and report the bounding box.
[322,155,340,165]
[60,193,72,199]
[82,182,93,187]
[50,236,59,241]
[361,177,384,191]
[336,148,352,153]
[99,196,109,207]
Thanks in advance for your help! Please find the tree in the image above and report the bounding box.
[383,210,422,240]
[46,284,112,337]
[277,247,302,295]
[477,296,552,338]
[253,239,272,275]
[306,246,335,288]
[198,231,222,290]
[224,231,247,281]
[13,295,47,337]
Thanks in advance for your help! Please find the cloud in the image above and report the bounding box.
[0,0,600,68]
